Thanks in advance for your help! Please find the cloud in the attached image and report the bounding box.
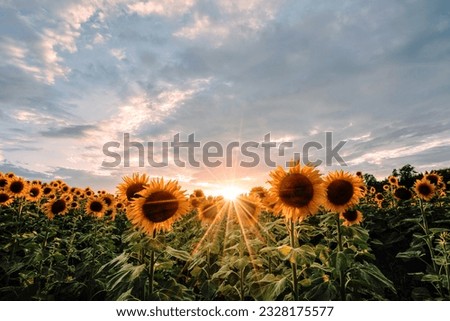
[40,125,97,138]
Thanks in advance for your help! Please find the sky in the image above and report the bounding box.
[1,0,450,194]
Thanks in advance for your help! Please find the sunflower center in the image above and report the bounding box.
[0,193,10,203]
[342,210,358,222]
[30,187,40,197]
[43,187,52,195]
[278,173,314,208]
[10,181,25,194]
[90,201,104,212]
[394,187,412,200]
[142,191,178,223]
[0,178,7,188]
[327,179,354,205]
[51,199,66,214]
[126,183,146,200]
[418,183,432,196]
[103,197,112,206]
[426,175,439,185]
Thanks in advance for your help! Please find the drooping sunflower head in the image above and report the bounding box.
[117,173,150,203]
[85,197,107,218]
[268,164,325,221]
[414,178,436,201]
[388,176,399,186]
[235,194,262,227]
[340,209,363,227]
[323,170,364,213]
[394,186,412,201]
[127,178,189,235]
[42,198,69,219]
[6,176,29,198]
[198,199,221,225]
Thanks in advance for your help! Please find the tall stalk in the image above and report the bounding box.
[148,229,157,299]
[336,214,345,301]
[289,218,299,301]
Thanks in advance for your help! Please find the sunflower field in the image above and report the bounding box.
[0,164,449,301]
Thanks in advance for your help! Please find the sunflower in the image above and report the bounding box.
[41,185,55,198]
[198,199,221,225]
[101,193,116,209]
[85,197,107,218]
[127,178,189,235]
[414,178,436,201]
[268,164,325,221]
[0,175,8,189]
[115,201,126,212]
[375,193,384,202]
[26,182,43,202]
[235,194,262,227]
[425,173,442,186]
[189,189,206,208]
[356,171,363,178]
[340,209,363,227]
[323,170,364,213]
[69,200,79,210]
[84,188,94,198]
[6,176,29,198]
[394,186,412,201]
[117,173,150,203]
[388,176,399,186]
[42,198,69,219]
[250,186,269,199]
[0,191,13,206]
[383,184,390,191]
[369,186,376,194]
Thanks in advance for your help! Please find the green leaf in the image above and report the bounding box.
[336,252,348,273]
[165,246,191,261]
[396,250,424,260]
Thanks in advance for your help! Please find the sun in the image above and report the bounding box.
[219,185,246,201]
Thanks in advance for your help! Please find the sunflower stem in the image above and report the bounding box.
[289,218,299,301]
[418,199,445,297]
[148,230,157,299]
[239,230,245,301]
[336,214,346,301]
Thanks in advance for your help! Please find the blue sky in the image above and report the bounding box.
[1,0,450,194]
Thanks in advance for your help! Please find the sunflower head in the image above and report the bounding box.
[117,173,150,203]
[268,164,325,221]
[101,193,116,209]
[356,171,363,178]
[26,182,43,202]
[388,176,399,186]
[42,198,69,219]
[341,209,363,227]
[0,176,8,189]
[375,193,384,202]
[383,184,390,191]
[198,199,221,225]
[6,176,29,198]
[323,170,364,213]
[86,197,107,218]
[127,178,189,235]
[189,189,206,208]
[250,186,269,199]
[0,191,13,207]
[425,173,442,186]
[414,178,436,201]
[369,186,376,194]
[394,186,412,201]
